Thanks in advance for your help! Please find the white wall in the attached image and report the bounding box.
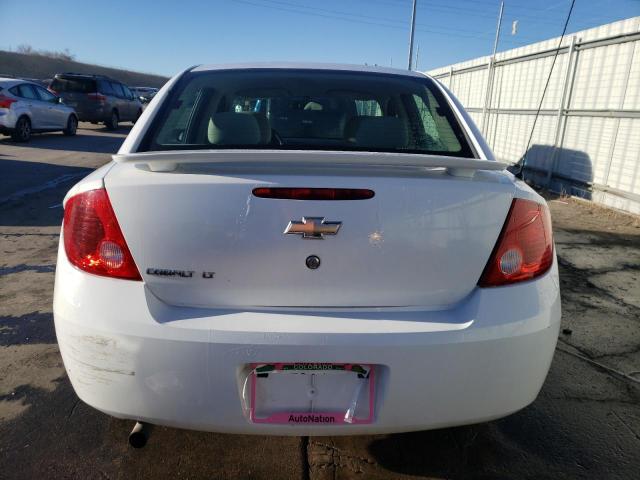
[428,17,640,215]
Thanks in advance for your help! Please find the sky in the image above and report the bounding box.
[1,0,638,77]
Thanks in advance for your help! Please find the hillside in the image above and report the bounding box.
[0,50,169,88]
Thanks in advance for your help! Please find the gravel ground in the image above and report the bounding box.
[1,125,638,479]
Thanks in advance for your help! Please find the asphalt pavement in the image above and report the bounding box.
[1,124,639,479]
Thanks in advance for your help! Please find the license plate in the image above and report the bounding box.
[247,363,375,425]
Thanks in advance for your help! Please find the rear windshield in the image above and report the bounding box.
[50,76,97,93]
[139,69,474,157]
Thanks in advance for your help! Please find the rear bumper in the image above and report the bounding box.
[53,246,561,435]
[74,108,107,123]
[0,110,17,132]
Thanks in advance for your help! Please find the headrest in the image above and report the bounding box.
[208,112,261,145]
[345,116,408,149]
[304,101,323,111]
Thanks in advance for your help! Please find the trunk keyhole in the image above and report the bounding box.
[306,255,321,270]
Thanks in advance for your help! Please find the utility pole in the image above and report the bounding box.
[481,0,504,133]
[407,0,417,70]
[492,1,504,59]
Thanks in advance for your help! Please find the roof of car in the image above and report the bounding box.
[54,73,117,81]
[0,77,37,87]
[191,62,430,79]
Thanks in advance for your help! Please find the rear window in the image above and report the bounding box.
[50,76,96,93]
[140,69,474,157]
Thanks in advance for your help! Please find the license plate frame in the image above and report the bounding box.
[248,363,375,425]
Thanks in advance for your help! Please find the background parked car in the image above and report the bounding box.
[49,73,142,130]
[130,86,158,103]
[0,77,78,142]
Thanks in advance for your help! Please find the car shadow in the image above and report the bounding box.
[0,372,306,479]
[366,383,635,479]
[0,311,58,346]
[508,144,593,200]
[0,160,94,226]
[94,123,134,133]
[0,126,131,154]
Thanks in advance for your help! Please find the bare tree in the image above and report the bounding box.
[15,44,75,61]
[16,44,34,54]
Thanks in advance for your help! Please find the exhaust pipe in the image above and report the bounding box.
[129,421,149,448]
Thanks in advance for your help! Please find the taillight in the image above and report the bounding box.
[478,198,553,287]
[63,189,141,281]
[0,95,17,109]
[87,92,106,104]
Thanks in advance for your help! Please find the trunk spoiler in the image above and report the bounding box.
[113,150,507,178]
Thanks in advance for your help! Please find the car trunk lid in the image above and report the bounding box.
[104,151,513,308]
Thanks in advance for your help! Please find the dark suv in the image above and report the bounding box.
[49,73,142,130]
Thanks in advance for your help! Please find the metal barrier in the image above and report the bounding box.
[428,18,640,214]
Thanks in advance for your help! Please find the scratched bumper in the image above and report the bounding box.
[53,242,561,435]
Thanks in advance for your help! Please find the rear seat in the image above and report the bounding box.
[207,112,272,145]
[270,110,348,139]
[305,111,347,139]
[208,112,261,145]
[247,112,272,144]
[208,111,409,147]
[344,116,408,149]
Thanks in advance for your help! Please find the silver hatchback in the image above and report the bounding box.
[0,78,78,142]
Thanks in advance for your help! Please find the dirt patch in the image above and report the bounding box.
[0,344,64,421]
[547,196,640,235]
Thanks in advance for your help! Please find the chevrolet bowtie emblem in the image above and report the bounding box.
[284,217,342,239]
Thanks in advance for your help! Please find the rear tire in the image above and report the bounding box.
[11,116,31,142]
[105,110,119,130]
[63,115,78,136]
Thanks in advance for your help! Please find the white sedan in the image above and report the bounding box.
[53,63,560,439]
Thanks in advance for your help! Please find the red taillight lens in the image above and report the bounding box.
[253,187,375,201]
[63,189,142,281]
[478,198,553,287]
[87,92,106,104]
[0,95,17,109]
